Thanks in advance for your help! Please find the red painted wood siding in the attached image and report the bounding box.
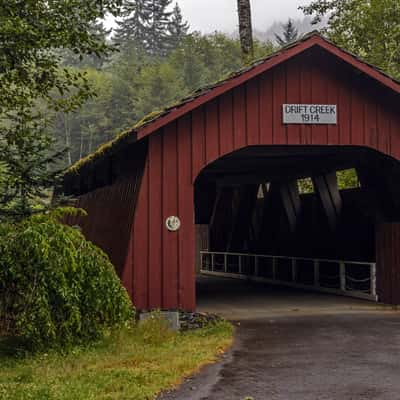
[376,223,400,304]
[127,50,400,310]
[66,176,142,280]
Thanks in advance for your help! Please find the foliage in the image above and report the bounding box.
[298,177,314,194]
[298,169,360,195]
[0,112,63,220]
[0,0,124,220]
[275,19,299,46]
[115,0,188,56]
[168,2,190,50]
[61,22,113,70]
[0,320,233,400]
[114,0,152,48]
[337,168,359,190]
[0,209,134,350]
[0,0,122,115]
[301,0,400,79]
[134,61,185,117]
[53,32,275,167]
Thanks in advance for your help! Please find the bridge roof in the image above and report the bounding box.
[67,31,400,175]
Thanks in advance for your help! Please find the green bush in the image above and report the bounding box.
[0,208,134,350]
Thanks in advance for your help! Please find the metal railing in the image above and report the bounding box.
[200,251,377,301]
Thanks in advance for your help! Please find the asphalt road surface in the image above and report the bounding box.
[159,277,400,400]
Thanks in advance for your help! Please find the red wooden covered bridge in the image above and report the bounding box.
[63,33,400,311]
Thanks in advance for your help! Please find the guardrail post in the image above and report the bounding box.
[340,262,346,292]
[238,255,242,274]
[211,253,215,272]
[314,260,319,287]
[291,258,297,282]
[254,256,259,277]
[370,264,377,297]
[224,253,228,273]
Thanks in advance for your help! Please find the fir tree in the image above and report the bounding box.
[168,3,189,50]
[88,21,113,68]
[147,0,173,56]
[275,19,299,46]
[114,0,151,48]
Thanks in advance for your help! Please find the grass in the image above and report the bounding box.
[0,318,233,400]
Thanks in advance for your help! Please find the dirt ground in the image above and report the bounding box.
[159,276,400,400]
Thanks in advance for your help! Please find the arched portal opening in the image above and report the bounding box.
[193,145,400,313]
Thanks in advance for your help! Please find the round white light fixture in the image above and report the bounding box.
[165,216,181,232]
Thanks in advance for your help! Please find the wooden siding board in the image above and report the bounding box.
[392,225,398,304]
[219,92,234,155]
[375,223,400,304]
[205,100,220,164]
[311,62,328,145]
[365,95,378,149]
[246,79,260,145]
[162,122,179,309]
[259,72,273,144]
[133,162,150,309]
[286,58,301,144]
[148,133,163,308]
[299,58,313,145]
[338,75,352,145]
[272,65,287,144]
[390,115,400,160]
[350,86,365,146]
[191,107,206,181]
[326,65,340,145]
[377,104,390,155]
[177,115,196,309]
[233,86,247,148]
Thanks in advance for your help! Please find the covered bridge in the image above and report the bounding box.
[63,33,400,311]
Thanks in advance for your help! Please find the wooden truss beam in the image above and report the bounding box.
[313,172,342,230]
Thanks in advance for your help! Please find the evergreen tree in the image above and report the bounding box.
[0,0,122,220]
[147,0,173,56]
[85,21,113,68]
[168,3,189,50]
[275,19,299,46]
[59,21,112,69]
[114,0,152,48]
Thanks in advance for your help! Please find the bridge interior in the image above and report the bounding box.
[194,145,400,304]
[196,275,385,320]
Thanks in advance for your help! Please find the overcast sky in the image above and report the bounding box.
[106,0,312,33]
[177,0,311,33]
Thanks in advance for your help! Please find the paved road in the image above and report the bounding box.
[159,277,400,400]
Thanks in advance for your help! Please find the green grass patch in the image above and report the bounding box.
[0,319,233,400]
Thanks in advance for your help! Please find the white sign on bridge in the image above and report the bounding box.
[283,104,337,125]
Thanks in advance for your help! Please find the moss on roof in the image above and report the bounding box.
[65,31,400,177]
[65,110,165,175]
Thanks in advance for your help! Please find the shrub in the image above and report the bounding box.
[0,208,134,350]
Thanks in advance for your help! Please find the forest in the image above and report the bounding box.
[54,2,277,167]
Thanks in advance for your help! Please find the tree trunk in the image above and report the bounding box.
[63,113,72,166]
[237,0,254,63]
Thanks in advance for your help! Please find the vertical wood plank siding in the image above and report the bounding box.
[376,223,400,304]
[67,175,142,283]
[126,50,400,310]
